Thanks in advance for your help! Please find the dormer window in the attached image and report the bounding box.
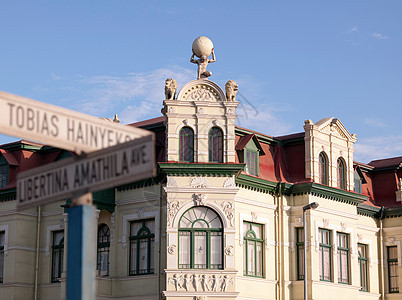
[246,150,258,176]
[208,127,223,163]
[337,158,346,190]
[179,127,194,162]
[318,152,328,185]
[235,134,264,176]
[0,156,9,189]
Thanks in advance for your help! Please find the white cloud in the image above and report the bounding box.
[372,32,389,40]
[347,26,358,33]
[235,102,293,136]
[365,118,387,128]
[354,136,402,163]
[66,66,193,123]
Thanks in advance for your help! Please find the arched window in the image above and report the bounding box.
[318,152,328,185]
[97,224,110,276]
[178,206,223,269]
[208,127,223,163]
[179,127,194,162]
[51,231,64,282]
[337,158,346,190]
[243,222,263,277]
[129,219,155,275]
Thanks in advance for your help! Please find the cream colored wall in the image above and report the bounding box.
[163,79,238,163]
[304,118,357,190]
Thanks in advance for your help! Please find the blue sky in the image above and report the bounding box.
[1,1,401,163]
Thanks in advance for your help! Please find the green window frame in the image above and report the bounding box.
[319,228,331,281]
[358,243,368,292]
[0,156,9,189]
[179,127,194,163]
[51,230,64,283]
[243,222,263,278]
[0,231,4,283]
[337,158,346,190]
[354,170,363,194]
[319,152,328,185]
[245,149,259,176]
[387,246,399,293]
[178,206,223,269]
[296,227,304,280]
[129,219,155,276]
[97,224,110,276]
[337,232,350,284]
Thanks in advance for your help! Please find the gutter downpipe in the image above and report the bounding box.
[34,205,41,300]
[274,187,279,299]
[379,206,385,300]
[158,183,163,299]
[275,182,284,300]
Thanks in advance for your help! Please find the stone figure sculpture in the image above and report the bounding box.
[192,274,200,291]
[165,78,177,100]
[225,80,238,101]
[190,36,216,79]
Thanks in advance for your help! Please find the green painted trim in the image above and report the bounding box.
[236,174,278,194]
[319,228,332,282]
[384,206,402,218]
[357,204,381,217]
[290,182,368,206]
[159,162,245,177]
[0,188,16,202]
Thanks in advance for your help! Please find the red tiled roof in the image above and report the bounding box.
[368,156,402,169]
[275,132,304,141]
[128,116,165,128]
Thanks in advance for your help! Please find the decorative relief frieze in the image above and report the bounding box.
[221,201,234,227]
[168,273,233,292]
[167,200,180,227]
[191,177,211,188]
[357,233,363,243]
[323,218,329,229]
[223,177,236,188]
[183,85,220,102]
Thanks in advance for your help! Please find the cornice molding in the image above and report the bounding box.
[290,182,367,206]
[235,174,279,194]
[159,162,245,177]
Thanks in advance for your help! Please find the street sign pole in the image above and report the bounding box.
[67,193,96,300]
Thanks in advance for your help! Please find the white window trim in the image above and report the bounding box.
[239,213,270,249]
[121,210,159,249]
[0,225,9,256]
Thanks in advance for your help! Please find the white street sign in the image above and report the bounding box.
[17,135,155,210]
[0,91,151,153]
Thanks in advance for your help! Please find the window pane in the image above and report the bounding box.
[323,247,331,280]
[194,232,207,268]
[256,242,263,277]
[130,222,142,236]
[130,240,137,274]
[193,220,208,228]
[210,232,222,268]
[251,224,262,239]
[179,232,191,267]
[138,238,148,274]
[247,240,255,276]
[209,127,223,163]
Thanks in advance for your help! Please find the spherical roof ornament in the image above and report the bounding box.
[192,36,214,58]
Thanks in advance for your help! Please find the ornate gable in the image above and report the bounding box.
[176,80,226,102]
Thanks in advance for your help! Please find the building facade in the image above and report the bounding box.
[0,77,400,300]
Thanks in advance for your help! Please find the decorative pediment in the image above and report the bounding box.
[314,117,357,142]
[176,80,225,102]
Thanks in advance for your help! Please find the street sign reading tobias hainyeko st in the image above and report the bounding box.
[17,135,155,210]
[0,91,151,153]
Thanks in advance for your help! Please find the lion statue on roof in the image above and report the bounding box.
[165,78,177,100]
[225,80,238,102]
